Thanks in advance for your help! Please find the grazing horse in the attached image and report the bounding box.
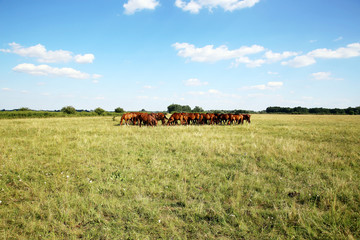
[219,114,229,125]
[193,113,201,124]
[167,113,185,125]
[120,112,139,125]
[233,114,244,124]
[213,113,221,124]
[138,113,158,127]
[198,113,214,125]
[150,113,168,125]
[184,113,196,125]
[242,114,251,123]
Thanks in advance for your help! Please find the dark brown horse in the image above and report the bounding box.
[242,114,251,123]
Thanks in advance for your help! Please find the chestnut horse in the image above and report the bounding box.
[167,113,186,125]
[120,112,139,125]
[138,113,158,127]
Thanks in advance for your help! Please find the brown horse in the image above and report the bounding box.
[219,114,229,125]
[184,113,196,125]
[232,114,244,124]
[150,112,168,125]
[242,114,251,123]
[120,112,139,125]
[167,113,185,125]
[138,113,158,127]
[199,113,215,125]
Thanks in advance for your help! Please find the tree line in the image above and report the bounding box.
[265,106,360,115]
[166,104,253,114]
[1,104,359,119]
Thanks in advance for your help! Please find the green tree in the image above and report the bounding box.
[115,107,124,113]
[182,105,191,112]
[167,104,183,113]
[61,106,76,114]
[94,107,106,115]
[18,107,31,111]
[192,106,204,112]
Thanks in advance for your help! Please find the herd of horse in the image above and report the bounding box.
[119,112,251,127]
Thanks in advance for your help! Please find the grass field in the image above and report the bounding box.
[0,115,359,239]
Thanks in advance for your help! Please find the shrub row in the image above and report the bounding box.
[0,111,120,119]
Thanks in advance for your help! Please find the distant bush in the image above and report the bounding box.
[61,106,76,114]
[94,107,106,115]
[192,106,204,112]
[115,107,124,113]
[18,107,31,111]
[167,104,192,113]
[266,106,360,115]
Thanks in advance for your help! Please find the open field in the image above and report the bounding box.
[0,115,359,239]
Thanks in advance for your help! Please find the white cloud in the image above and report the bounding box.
[2,88,11,91]
[75,54,95,63]
[334,36,343,42]
[184,78,208,86]
[188,89,221,95]
[1,42,95,64]
[175,0,202,13]
[124,0,159,14]
[188,91,206,95]
[208,89,220,94]
[302,96,314,101]
[241,81,283,90]
[267,71,279,75]
[283,42,360,67]
[311,72,343,81]
[92,74,102,79]
[13,63,101,80]
[143,85,155,89]
[282,55,316,68]
[173,42,264,63]
[312,72,332,80]
[173,42,297,68]
[308,43,360,59]
[234,56,266,68]
[175,0,260,13]
[267,81,283,87]
[264,50,298,63]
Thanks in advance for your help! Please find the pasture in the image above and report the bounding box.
[0,115,359,239]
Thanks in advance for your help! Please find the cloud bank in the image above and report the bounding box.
[13,63,101,79]
[124,0,160,14]
[1,42,95,64]
[175,0,260,13]
[282,42,360,67]
[241,81,283,90]
[173,42,297,67]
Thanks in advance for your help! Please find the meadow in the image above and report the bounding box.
[0,115,359,239]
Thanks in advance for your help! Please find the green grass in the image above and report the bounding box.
[0,115,359,239]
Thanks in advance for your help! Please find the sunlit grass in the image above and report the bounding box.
[0,115,359,239]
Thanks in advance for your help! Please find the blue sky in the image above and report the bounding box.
[1,0,359,111]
